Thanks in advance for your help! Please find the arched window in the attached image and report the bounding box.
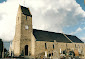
[53,44,54,49]
[45,43,47,49]
[75,44,76,48]
[26,15,27,20]
[66,44,67,47]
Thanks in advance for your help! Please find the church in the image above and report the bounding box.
[10,5,85,58]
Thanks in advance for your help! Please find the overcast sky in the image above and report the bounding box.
[0,0,85,42]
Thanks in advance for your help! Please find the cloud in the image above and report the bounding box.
[70,26,85,35]
[76,27,82,32]
[83,27,85,30]
[23,0,85,32]
[0,0,19,41]
[0,0,85,41]
[81,37,85,42]
[70,27,82,35]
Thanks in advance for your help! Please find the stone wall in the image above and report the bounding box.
[12,5,21,56]
[35,40,85,58]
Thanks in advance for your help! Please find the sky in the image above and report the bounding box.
[0,0,85,44]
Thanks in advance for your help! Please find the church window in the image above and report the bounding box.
[75,44,76,48]
[79,44,80,48]
[26,15,27,20]
[45,43,47,49]
[66,44,67,47]
[53,44,54,49]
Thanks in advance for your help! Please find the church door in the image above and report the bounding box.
[25,45,28,55]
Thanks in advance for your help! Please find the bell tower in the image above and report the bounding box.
[13,5,32,56]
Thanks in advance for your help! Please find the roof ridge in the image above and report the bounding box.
[33,29,63,34]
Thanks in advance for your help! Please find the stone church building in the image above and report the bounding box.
[10,5,85,58]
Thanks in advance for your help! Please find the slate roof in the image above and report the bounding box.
[21,6,32,17]
[33,29,71,43]
[66,35,84,43]
[33,29,84,43]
